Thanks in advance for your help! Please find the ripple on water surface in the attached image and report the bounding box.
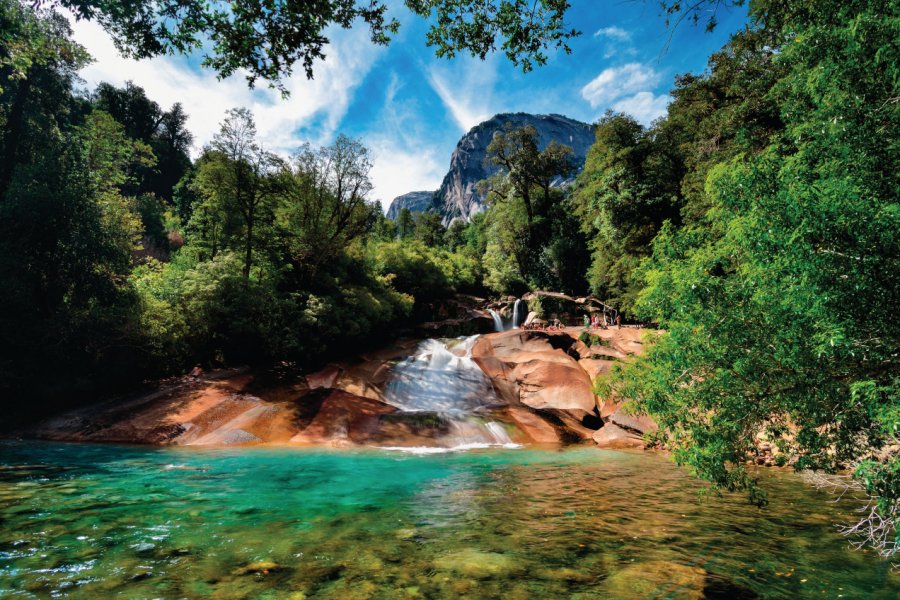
[0,441,897,599]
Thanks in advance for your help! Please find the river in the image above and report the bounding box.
[0,441,896,598]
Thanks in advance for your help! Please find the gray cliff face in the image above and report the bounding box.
[385,191,438,220]
[386,113,595,223]
[438,113,595,222]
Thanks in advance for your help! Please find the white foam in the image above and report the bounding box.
[374,442,521,455]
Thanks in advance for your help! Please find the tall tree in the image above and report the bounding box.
[480,124,574,224]
[280,134,378,284]
[93,81,193,201]
[610,0,899,558]
[571,112,683,312]
[0,1,89,200]
[194,108,283,279]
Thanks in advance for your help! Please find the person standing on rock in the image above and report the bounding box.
[583,314,590,328]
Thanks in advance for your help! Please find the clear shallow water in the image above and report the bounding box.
[0,441,897,599]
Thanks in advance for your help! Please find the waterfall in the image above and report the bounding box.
[485,421,517,446]
[383,336,496,414]
[511,299,524,329]
[489,299,523,331]
[378,336,522,453]
[488,309,504,332]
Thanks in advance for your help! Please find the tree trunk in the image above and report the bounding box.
[0,76,32,201]
[243,213,253,279]
[522,188,533,224]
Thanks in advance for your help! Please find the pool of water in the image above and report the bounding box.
[0,441,896,598]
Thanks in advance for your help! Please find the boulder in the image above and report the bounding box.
[306,365,342,389]
[542,408,600,439]
[471,329,560,359]
[598,398,621,419]
[512,358,596,412]
[433,549,521,579]
[569,340,592,359]
[506,407,560,443]
[578,357,614,380]
[600,561,706,599]
[289,390,396,445]
[608,406,658,435]
[592,423,644,449]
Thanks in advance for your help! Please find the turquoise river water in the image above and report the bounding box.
[0,441,897,599]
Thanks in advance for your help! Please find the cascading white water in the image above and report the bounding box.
[379,335,521,452]
[489,299,524,332]
[511,299,524,329]
[488,309,504,332]
[383,336,496,414]
[485,421,517,446]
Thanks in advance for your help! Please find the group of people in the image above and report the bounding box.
[523,318,563,331]
[583,312,621,330]
[522,312,621,331]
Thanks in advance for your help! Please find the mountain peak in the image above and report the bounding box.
[386,112,595,223]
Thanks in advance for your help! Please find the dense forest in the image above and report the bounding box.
[1,0,896,559]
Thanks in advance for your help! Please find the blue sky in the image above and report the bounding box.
[67,1,749,210]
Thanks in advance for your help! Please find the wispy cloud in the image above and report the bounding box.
[367,72,446,208]
[427,58,496,132]
[594,26,638,59]
[67,12,383,157]
[594,26,631,41]
[580,62,661,108]
[612,91,670,124]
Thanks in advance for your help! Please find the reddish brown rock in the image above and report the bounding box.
[512,358,596,412]
[598,398,622,419]
[289,390,396,445]
[507,407,560,443]
[306,365,343,389]
[608,406,658,435]
[592,423,644,448]
[569,340,592,359]
[578,357,614,380]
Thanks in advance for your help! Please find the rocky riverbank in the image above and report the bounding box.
[25,327,660,449]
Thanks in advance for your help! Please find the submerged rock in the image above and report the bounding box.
[232,560,284,576]
[433,549,520,579]
[601,561,706,599]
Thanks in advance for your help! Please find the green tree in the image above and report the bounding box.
[572,112,683,312]
[49,0,580,91]
[0,0,90,199]
[279,134,379,285]
[193,108,284,279]
[610,0,899,558]
[0,3,162,413]
[413,211,445,247]
[93,81,193,201]
[479,123,574,224]
[396,207,415,239]
[478,124,584,294]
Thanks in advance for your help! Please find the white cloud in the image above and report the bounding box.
[594,26,631,41]
[580,63,661,108]
[367,72,445,210]
[611,91,670,124]
[67,12,383,157]
[427,58,496,132]
[369,142,444,211]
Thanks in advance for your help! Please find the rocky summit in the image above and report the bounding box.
[386,113,595,223]
[385,190,438,220]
